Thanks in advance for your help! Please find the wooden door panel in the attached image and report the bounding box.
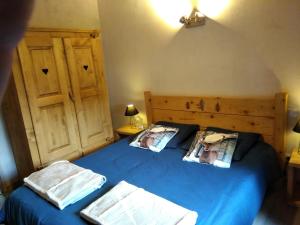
[31,48,61,97]
[74,48,97,89]
[82,95,104,138]
[64,37,113,152]
[40,103,70,153]
[18,38,81,165]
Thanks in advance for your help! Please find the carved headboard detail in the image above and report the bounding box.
[144,91,288,164]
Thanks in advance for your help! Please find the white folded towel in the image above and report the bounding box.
[81,181,198,225]
[24,160,106,210]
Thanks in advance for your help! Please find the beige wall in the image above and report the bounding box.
[98,0,300,154]
[0,0,101,188]
[29,0,100,28]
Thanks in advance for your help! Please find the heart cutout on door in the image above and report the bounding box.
[83,65,89,71]
[42,68,48,75]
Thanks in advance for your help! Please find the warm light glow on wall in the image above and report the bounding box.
[198,0,231,18]
[149,0,193,29]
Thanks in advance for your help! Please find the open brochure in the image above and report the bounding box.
[183,131,238,168]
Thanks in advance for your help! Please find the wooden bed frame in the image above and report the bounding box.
[144,91,288,164]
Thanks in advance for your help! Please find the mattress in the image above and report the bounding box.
[4,138,280,225]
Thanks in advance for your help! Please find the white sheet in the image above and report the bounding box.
[24,160,106,210]
[81,181,198,225]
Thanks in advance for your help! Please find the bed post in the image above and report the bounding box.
[144,91,153,126]
[274,92,288,166]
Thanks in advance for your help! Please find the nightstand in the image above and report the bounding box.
[115,125,144,139]
[287,148,300,206]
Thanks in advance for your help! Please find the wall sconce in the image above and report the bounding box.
[180,8,206,28]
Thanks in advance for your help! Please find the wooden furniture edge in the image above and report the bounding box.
[0,177,20,195]
[144,91,153,126]
[287,150,300,206]
[82,140,114,156]
[289,148,300,168]
[116,125,143,136]
[27,27,100,33]
[274,93,288,165]
[25,27,100,38]
[2,50,39,175]
[144,91,288,166]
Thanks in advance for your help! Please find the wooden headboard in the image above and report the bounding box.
[144,91,288,163]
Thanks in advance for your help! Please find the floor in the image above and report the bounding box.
[0,180,299,225]
[253,178,300,225]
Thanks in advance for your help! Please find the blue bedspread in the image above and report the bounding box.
[4,139,280,225]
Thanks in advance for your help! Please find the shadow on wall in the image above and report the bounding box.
[212,0,300,150]
[105,17,282,125]
[149,17,281,97]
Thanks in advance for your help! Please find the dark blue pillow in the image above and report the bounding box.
[206,127,260,161]
[155,121,199,148]
[180,132,197,151]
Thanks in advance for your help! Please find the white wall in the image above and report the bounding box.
[28,0,100,29]
[0,0,101,189]
[98,0,300,154]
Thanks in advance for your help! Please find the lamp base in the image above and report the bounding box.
[129,116,135,128]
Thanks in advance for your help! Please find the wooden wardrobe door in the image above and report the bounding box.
[64,37,113,153]
[17,37,81,165]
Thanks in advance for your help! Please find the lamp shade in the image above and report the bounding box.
[124,104,139,117]
[293,120,300,133]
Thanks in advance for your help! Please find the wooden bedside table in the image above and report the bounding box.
[115,125,144,139]
[287,148,300,206]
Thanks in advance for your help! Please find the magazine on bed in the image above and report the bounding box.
[130,125,179,152]
[183,131,238,168]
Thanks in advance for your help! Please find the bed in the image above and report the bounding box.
[4,91,288,225]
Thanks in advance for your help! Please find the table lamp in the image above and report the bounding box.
[124,104,139,127]
[293,120,300,153]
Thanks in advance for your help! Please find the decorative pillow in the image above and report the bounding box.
[183,130,238,168]
[155,121,199,148]
[129,124,179,152]
[206,127,260,161]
